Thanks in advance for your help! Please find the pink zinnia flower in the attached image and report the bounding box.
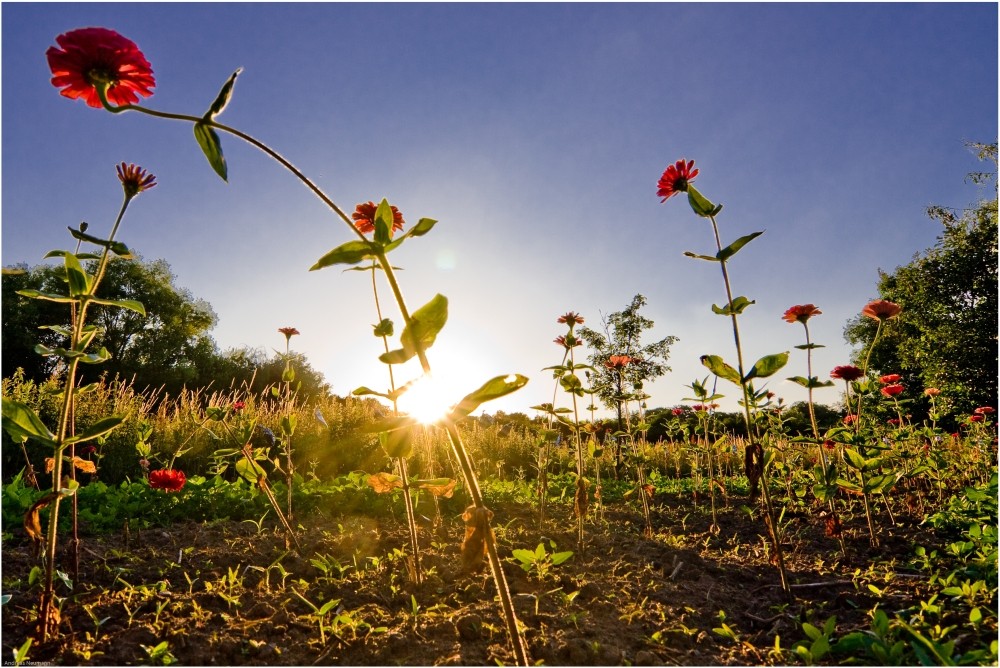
[116,163,156,198]
[605,355,633,370]
[974,406,995,415]
[656,159,698,202]
[924,388,941,397]
[47,27,155,108]
[557,312,585,326]
[843,414,858,425]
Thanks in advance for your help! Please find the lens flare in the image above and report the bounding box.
[399,374,454,424]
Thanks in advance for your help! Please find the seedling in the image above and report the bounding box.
[511,541,573,580]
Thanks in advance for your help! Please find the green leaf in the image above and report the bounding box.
[280,414,297,437]
[64,416,125,445]
[88,297,146,316]
[716,231,764,262]
[205,68,242,119]
[448,374,529,421]
[15,289,75,304]
[843,448,866,470]
[700,355,741,385]
[373,318,394,337]
[310,240,378,270]
[683,251,720,263]
[67,228,133,257]
[794,343,826,350]
[743,352,789,382]
[63,253,90,297]
[374,199,394,246]
[1,398,56,448]
[352,386,389,399]
[711,296,756,316]
[788,376,835,389]
[407,218,437,238]
[686,185,719,218]
[380,430,413,459]
[380,294,448,365]
[194,122,228,181]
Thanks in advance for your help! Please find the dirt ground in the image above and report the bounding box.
[2,494,937,666]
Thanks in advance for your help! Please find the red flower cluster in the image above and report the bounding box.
[880,384,904,397]
[605,355,633,370]
[830,365,864,381]
[656,159,698,202]
[782,304,822,324]
[352,201,405,236]
[148,469,186,492]
[47,27,155,108]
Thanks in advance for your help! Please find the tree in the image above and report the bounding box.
[844,142,998,419]
[2,265,71,381]
[578,295,678,466]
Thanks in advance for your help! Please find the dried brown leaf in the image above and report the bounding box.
[460,505,494,574]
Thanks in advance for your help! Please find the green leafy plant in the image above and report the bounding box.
[511,541,574,580]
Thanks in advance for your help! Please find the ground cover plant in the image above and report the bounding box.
[1,25,997,666]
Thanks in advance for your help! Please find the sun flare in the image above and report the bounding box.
[398,374,456,425]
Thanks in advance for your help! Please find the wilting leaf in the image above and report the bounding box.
[460,505,494,574]
[71,457,97,474]
[412,478,457,498]
[24,492,59,548]
[367,472,404,494]
[194,122,228,181]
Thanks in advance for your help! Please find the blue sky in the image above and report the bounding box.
[2,3,997,417]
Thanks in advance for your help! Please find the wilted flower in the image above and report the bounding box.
[923,388,941,396]
[656,159,698,202]
[879,374,901,384]
[880,384,904,397]
[823,440,836,450]
[79,444,97,456]
[557,312,585,326]
[782,304,822,324]
[47,27,155,108]
[116,162,156,198]
[139,458,150,470]
[830,365,864,381]
[861,299,902,322]
[604,355,633,370]
[148,469,186,492]
[352,201,405,236]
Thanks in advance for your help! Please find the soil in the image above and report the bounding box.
[2,493,938,666]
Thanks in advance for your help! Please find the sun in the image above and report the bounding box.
[398,374,455,425]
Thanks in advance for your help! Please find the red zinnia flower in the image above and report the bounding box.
[278,326,300,340]
[924,388,941,397]
[887,418,900,426]
[232,401,246,412]
[352,201,404,236]
[691,404,707,412]
[830,365,864,381]
[605,355,633,370]
[557,312,585,326]
[656,159,698,202]
[974,406,995,415]
[843,414,858,425]
[148,469,186,492]
[671,407,684,416]
[879,374,901,384]
[969,414,984,423]
[880,384,904,397]
[554,335,581,349]
[823,440,836,450]
[116,163,156,198]
[47,28,155,108]
[861,299,902,322]
[782,304,822,324]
